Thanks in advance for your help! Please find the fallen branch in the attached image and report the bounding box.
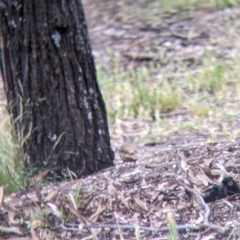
[52,221,201,233]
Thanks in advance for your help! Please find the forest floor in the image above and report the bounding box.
[2,0,240,239]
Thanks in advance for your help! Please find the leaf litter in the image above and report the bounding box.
[1,141,240,239]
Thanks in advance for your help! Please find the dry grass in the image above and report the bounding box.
[0,110,27,192]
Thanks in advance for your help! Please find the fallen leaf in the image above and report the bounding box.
[196,173,209,186]
[47,203,63,220]
[68,192,77,210]
[130,196,148,213]
[0,226,23,235]
[178,150,190,171]
[89,203,106,222]
[200,166,216,179]
[65,202,87,224]
[44,189,58,202]
[30,169,50,186]
[188,169,200,185]
[203,157,215,168]
[119,193,130,209]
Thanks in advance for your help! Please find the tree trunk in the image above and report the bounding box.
[0,0,114,177]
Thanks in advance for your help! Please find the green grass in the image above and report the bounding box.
[0,107,78,193]
[167,212,178,240]
[98,53,240,124]
[97,64,182,122]
[0,107,55,193]
[0,111,28,193]
[157,0,240,10]
[130,0,240,23]
[98,51,240,142]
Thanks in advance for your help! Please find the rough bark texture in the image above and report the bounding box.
[0,0,114,176]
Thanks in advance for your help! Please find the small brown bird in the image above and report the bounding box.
[119,142,138,164]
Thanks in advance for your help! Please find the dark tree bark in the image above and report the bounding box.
[0,0,114,177]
